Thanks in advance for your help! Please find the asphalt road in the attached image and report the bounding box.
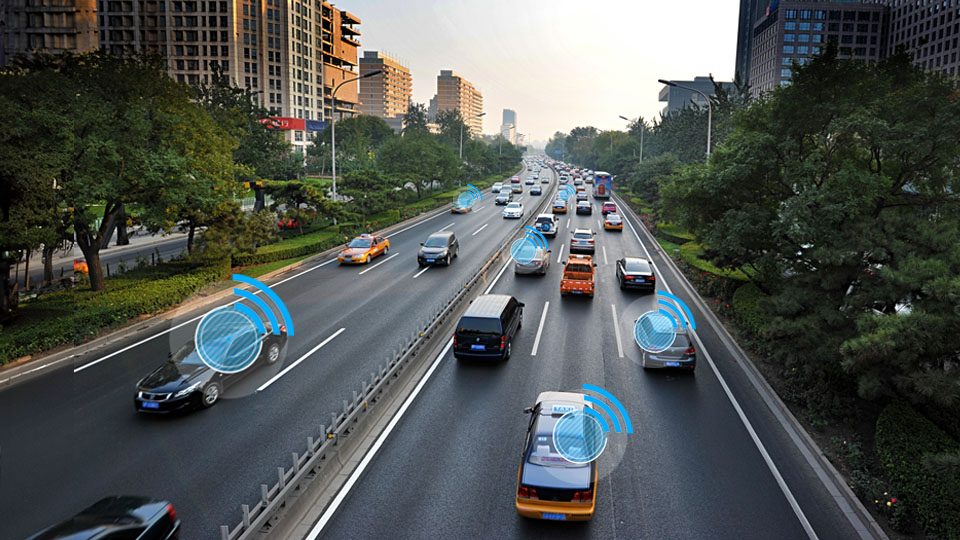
[313,180,865,539]
[0,166,555,539]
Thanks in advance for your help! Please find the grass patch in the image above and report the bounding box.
[679,242,750,281]
[241,254,312,278]
[657,222,695,240]
[656,238,683,253]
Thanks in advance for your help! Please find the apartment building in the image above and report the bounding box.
[358,50,412,133]
[435,69,483,134]
[887,0,960,76]
[1,0,98,65]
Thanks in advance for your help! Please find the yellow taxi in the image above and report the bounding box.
[604,213,623,231]
[451,204,472,214]
[338,234,390,264]
[516,391,599,521]
[552,199,568,214]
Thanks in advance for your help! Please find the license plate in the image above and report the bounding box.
[471,344,485,350]
[427,259,435,263]
[666,361,681,367]
[637,278,645,282]
[572,290,582,294]
[542,513,566,520]
[141,401,160,409]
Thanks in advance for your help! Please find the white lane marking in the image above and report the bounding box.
[385,212,444,238]
[603,246,609,265]
[484,258,512,294]
[257,328,345,392]
[475,206,485,211]
[598,219,603,229]
[439,222,454,232]
[471,224,488,236]
[413,266,430,279]
[72,258,339,374]
[622,201,818,539]
[306,338,452,538]
[556,243,565,263]
[358,253,399,275]
[611,304,624,358]
[566,217,570,229]
[531,301,550,356]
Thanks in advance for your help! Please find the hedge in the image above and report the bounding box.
[876,400,960,539]
[732,282,768,337]
[679,242,750,281]
[0,258,230,365]
[655,222,696,245]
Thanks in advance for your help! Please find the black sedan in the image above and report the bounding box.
[135,327,287,413]
[616,256,656,291]
[26,496,180,539]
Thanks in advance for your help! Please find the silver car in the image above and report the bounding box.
[641,328,697,371]
[514,247,551,275]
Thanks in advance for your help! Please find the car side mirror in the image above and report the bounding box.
[518,302,525,307]
[420,242,424,246]
[547,250,552,253]
[523,406,534,414]
[593,263,598,267]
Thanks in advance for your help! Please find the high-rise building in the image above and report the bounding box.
[736,0,769,84]
[358,50,412,133]
[658,76,735,116]
[887,0,960,77]
[748,1,888,96]
[501,108,517,144]
[427,93,438,121]
[435,69,483,134]
[1,0,98,65]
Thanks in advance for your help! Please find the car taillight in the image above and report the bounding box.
[166,503,177,522]
[518,486,539,499]
[685,346,696,355]
[500,336,506,350]
[649,275,655,280]
[572,489,593,503]
[279,324,287,334]
[624,275,633,280]
[453,333,458,345]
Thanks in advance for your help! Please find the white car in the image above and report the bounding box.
[492,182,503,193]
[534,213,559,236]
[525,177,535,185]
[502,202,524,219]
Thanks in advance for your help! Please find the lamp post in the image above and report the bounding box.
[619,115,643,162]
[658,79,712,157]
[460,111,487,159]
[331,69,382,223]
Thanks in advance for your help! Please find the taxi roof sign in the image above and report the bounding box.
[552,404,576,415]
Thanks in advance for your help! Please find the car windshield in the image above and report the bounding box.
[457,316,501,336]
[624,259,652,273]
[171,341,203,365]
[527,414,588,468]
[607,214,621,221]
[536,217,553,224]
[348,238,372,248]
[506,203,521,209]
[424,237,448,248]
[573,232,592,239]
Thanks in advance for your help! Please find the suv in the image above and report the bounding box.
[533,213,559,236]
[418,231,459,266]
[453,294,524,361]
[570,228,596,253]
[495,192,514,205]
[492,182,503,193]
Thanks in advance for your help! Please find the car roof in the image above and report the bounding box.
[427,231,454,239]
[623,256,649,265]
[536,213,555,219]
[463,294,513,317]
[573,228,593,234]
[535,391,586,409]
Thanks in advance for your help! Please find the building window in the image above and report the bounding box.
[799,34,810,42]
[829,22,839,31]
[785,21,796,30]
[800,9,812,19]
[783,45,795,54]
[783,56,793,65]
[781,68,792,77]
[786,9,797,19]
[815,10,826,20]
[799,22,811,30]
[812,46,822,54]
[855,47,867,56]
[785,33,796,42]
[813,34,823,43]
[841,35,853,44]
[798,45,809,54]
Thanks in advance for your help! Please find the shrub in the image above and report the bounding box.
[732,282,768,337]
[876,400,960,539]
[678,242,750,281]
[655,222,696,245]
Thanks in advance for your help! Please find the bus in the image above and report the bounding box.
[593,171,612,199]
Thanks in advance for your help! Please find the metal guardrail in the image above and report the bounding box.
[220,164,550,539]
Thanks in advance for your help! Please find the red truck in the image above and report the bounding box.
[560,255,597,298]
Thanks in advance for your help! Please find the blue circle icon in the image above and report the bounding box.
[553,410,607,464]
[456,192,476,208]
[510,238,538,264]
[634,311,676,353]
[195,307,263,373]
[559,187,575,201]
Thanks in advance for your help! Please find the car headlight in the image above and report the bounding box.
[174,381,204,398]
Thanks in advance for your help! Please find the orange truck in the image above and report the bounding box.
[560,255,597,298]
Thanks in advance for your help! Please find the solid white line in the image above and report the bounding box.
[622,201,817,539]
[531,301,550,356]
[256,328,345,392]
[611,304,624,358]
[72,257,339,374]
[556,243,565,263]
[412,266,430,279]
[358,253,399,275]
[566,217,570,229]
[484,258,512,294]
[475,206,485,212]
[385,212,443,238]
[439,222,454,232]
[305,338,453,538]
[598,219,603,229]
[471,224,488,236]
[602,246,609,265]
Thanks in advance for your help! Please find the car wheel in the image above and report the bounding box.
[202,382,222,408]
[503,340,512,361]
[384,245,390,254]
[455,247,459,258]
[619,277,625,290]
[265,342,281,364]
[418,260,426,268]
[445,255,452,266]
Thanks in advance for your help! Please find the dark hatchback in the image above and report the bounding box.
[453,294,523,361]
[135,328,287,413]
[616,256,656,291]
[27,496,180,540]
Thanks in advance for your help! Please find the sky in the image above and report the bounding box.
[347,0,740,147]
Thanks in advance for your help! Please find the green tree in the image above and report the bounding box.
[402,102,429,136]
[198,207,278,259]
[435,108,466,150]
[308,115,395,174]
[545,131,567,160]
[627,153,681,207]
[377,135,459,198]
[338,169,397,222]
[265,180,327,236]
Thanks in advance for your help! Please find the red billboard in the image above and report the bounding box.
[260,117,306,130]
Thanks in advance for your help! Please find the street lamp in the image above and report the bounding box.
[619,115,643,162]
[658,79,712,157]
[460,112,486,159]
[331,69,382,222]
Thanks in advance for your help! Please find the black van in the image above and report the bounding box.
[453,294,524,361]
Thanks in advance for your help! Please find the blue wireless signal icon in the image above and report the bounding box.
[634,292,695,353]
[553,384,633,464]
[558,184,576,201]
[456,184,483,208]
[510,226,548,265]
[194,274,295,373]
